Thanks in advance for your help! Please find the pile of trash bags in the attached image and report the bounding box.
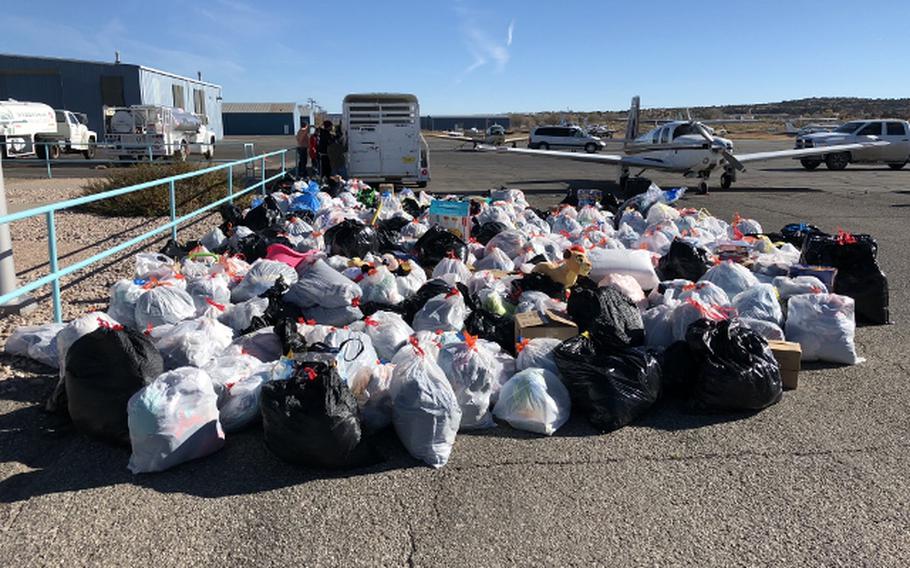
[5,176,883,472]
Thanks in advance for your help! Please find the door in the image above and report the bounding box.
[852,121,883,161]
[379,123,418,177]
[347,125,382,175]
[881,121,910,163]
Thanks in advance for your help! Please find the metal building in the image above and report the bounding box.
[0,53,224,139]
[421,115,511,131]
[222,103,302,135]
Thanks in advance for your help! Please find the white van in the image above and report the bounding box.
[529,125,606,153]
[342,93,430,187]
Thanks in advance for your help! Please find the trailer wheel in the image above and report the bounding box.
[177,141,189,162]
[38,143,61,160]
[203,139,214,160]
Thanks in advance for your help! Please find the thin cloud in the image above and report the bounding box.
[507,20,515,47]
[455,8,514,82]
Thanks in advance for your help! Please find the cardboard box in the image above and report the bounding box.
[767,340,801,390]
[515,310,578,342]
[428,199,471,240]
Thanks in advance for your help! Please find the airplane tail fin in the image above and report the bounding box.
[784,121,798,135]
[624,96,640,147]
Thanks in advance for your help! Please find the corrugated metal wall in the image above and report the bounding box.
[138,68,223,139]
[0,55,141,133]
[223,112,297,135]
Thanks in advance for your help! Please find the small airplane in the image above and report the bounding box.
[782,121,840,137]
[480,96,883,194]
[427,124,528,148]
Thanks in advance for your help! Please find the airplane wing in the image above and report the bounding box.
[484,145,681,170]
[734,141,887,164]
[502,136,529,144]
[425,132,476,142]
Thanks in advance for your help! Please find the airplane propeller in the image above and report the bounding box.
[694,122,745,171]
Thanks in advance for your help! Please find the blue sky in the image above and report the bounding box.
[4,0,910,114]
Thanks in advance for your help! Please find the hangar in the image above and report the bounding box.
[222,103,302,135]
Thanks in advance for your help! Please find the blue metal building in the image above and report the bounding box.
[0,53,224,138]
[222,103,301,135]
[421,115,511,131]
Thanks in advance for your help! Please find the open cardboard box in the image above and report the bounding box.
[515,309,579,342]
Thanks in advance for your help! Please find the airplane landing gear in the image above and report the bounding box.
[697,180,709,195]
[720,172,733,189]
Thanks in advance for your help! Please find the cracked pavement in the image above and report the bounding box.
[1,137,909,566]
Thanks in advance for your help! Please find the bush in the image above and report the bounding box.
[81,162,247,217]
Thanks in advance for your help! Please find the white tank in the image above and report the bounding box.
[0,100,57,135]
[171,108,203,133]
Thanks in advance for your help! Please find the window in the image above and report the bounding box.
[835,121,863,133]
[55,110,65,123]
[886,122,906,136]
[100,76,125,106]
[660,127,671,144]
[172,84,185,108]
[857,122,882,136]
[193,88,206,115]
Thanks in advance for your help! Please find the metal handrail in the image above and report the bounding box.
[0,148,289,322]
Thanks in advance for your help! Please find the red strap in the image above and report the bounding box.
[302,366,318,381]
[205,298,225,312]
[445,288,460,299]
[463,331,477,350]
[515,337,530,353]
[836,228,857,245]
[364,316,379,327]
[351,297,361,308]
[408,335,425,357]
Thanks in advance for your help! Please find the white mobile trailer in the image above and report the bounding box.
[342,93,429,187]
[103,105,216,161]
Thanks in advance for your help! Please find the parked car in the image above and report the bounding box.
[796,119,910,170]
[529,125,606,153]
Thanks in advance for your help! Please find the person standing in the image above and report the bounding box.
[328,123,346,178]
[317,120,335,178]
[295,123,309,177]
[308,125,319,177]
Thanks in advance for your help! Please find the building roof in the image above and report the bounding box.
[223,103,298,113]
[0,53,221,88]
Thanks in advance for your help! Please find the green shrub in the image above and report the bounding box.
[80,162,250,217]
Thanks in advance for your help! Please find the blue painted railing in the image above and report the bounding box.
[0,148,289,322]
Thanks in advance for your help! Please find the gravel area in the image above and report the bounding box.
[0,176,215,379]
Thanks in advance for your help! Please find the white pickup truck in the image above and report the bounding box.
[796,119,910,170]
[0,99,97,160]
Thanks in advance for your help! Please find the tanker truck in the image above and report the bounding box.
[0,99,64,159]
[103,105,216,161]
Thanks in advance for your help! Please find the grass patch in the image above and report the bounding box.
[80,162,251,217]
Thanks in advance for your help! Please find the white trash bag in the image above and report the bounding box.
[437,334,502,430]
[150,317,234,370]
[127,367,225,473]
[350,363,396,432]
[217,296,268,332]
[699,261,758,299]
[230,259,298,303]
[515,337,562,376]
[358,265,403,305]
[186,274,232,316]
[412,288,470,333]
[134,285,196,330]
[493,367,571,436]
[390,345,462,468]
[731,283,783,326]
[108,279,146,329]
[432,256,472,285]
[362,311,414,361]
[205,351,272,433]
[5,323,65,368]
[285,259,362,309]
[785,294,863,365]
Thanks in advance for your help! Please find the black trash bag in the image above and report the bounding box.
[800,232,889,324]
[413,225,468,268]
[231,229,293,263]
[657,239,713,282]
[401,197,425,218]
[566,285,644,349]
[375,226,404,255]
[243,195,284,232]
[378,216,411,235]
[269,171,299,193]
[158,239,201,261]
[65,326,163,444]
[684,319,782,412]
[273,317,307,355]
[554,335,661,432]
[323,177,344,198]
[509,271,566,300]
[473,221,509,246]
[658,340,699,398]
[241,277,299,334]
[323,219,379,259]
[260,361,381,468]
[461,287,515,353]
[218,203,244,235]
[769,222,825,249]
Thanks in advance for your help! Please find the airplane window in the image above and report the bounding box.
[673,123,696,138]
[886,122,906,136]
[857,122,882,136]
[660,127,671,144]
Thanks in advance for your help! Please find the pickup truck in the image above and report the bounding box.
[795,119,910,170]
[55,110,98,159]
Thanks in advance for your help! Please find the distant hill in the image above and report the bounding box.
[509,97,910,130]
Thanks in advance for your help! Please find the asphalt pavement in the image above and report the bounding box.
[2,136,910,566]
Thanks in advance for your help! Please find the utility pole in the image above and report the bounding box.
[0,154,34,315]
[306,98,318,126]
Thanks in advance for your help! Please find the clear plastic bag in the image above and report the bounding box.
[134,285,196,330]
[493,367,571,436]
[350,363,396,432]
[217,296,268,332]
[150,317,234,370]
[643,303,676,348]
[362,311,414,361]
[772,275,827,301]
[432,257,472,286]
[412,289,470,332]
[392,332,442,365]
[5,323,64,368]
[127,367,224,473]
[390,346,461,468]
[108,279,146,329]
[738,317,785,341]
[135,253,176,280]
[485,230,527,259]
[473,247,515,272]
[230,259,298,303]
[515,337,561,376]
[437,335,502,430]
[285,258,362,309]
[359,265,404,305]
[731,283,783,326]
[186,274,232,316]
[322,328,379,386]
[785,293,863,365]
[699,261,758,299]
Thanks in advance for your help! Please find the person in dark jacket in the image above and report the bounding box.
[317,120,335,178]
[295,123,309,176]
